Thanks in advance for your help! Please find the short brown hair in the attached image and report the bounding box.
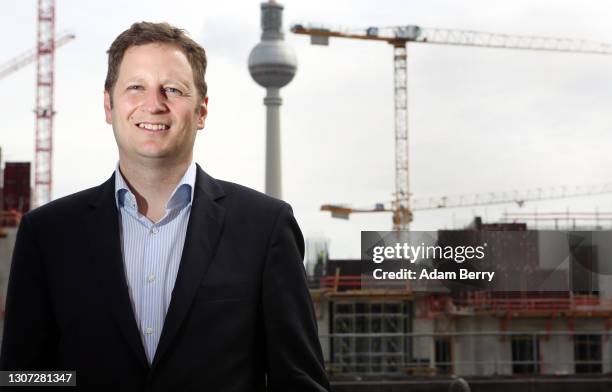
[104,22,207,104]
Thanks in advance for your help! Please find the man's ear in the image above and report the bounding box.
[196,97,208,130]
[104,90,113,125]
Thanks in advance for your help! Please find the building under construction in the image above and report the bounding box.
[307,218,612,391]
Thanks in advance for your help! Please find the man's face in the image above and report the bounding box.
[104,43,207,165]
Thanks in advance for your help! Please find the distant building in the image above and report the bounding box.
[3,162,31,214]
[0,160,29,340]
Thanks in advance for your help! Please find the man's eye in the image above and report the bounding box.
[164,87,182,95]
[127,85,142,91]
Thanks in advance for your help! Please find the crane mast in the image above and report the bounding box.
[392,43,410,230]
[35,0,55,207]
[291,23,612,230]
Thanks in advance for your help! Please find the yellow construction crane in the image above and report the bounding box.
[291,23,612,230]
[321,183,612,219]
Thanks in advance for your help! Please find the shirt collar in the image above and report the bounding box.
[114,161,197,212]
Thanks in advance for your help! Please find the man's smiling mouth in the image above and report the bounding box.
[136,122,170,131]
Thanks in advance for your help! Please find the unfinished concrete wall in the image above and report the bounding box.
[316,296,331,362]
[454,317,511,376]
[541,319,574,375]
[412,317,434,366]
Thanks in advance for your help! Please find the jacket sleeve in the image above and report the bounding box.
[262,203,330,391]
[0,214,59,370]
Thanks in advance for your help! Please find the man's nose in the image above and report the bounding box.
[142,88,168,113]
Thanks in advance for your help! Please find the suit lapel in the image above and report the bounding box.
[151,165,226,371]
[85,173,149,369]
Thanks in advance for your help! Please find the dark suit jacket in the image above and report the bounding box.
[0,165,330,391]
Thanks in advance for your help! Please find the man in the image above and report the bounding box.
[0,22,330,391]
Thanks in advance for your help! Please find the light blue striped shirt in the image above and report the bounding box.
[114,162,196,364]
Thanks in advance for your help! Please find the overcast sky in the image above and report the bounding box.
[1,0,612,259]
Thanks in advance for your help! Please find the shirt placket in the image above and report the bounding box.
[141,218,162,362]
[119,185,187,364]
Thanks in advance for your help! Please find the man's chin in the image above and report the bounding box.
[129,150,175,163]
[134,146,172,158]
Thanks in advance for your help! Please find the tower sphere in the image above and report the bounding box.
[248,40,297,88]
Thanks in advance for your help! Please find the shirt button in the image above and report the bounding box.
[147,274,156,283]
[145,327,153,335]
[151,227,159,234]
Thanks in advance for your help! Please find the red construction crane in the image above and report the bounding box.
[291,23,612,230]
[0,2,74,208]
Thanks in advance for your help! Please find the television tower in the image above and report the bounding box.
[248,0,297,199]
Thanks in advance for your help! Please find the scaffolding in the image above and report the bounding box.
[331,300,411,375]
[319,330,612,376]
